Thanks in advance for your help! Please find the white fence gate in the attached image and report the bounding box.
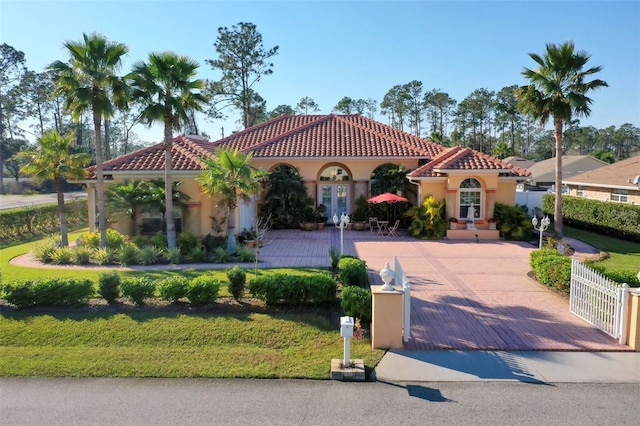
[570,258,629,343]
[394,257,411,343]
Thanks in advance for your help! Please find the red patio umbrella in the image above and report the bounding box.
[367,193,408,204]
[367,193,408,222]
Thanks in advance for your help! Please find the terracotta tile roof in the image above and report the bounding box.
[87,135,217,178]
[564,155,640,189]
[86,115,528,178]
[215,114,444,158]
[408,146,531,178]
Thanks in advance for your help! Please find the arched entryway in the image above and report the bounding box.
[317,164,351,218]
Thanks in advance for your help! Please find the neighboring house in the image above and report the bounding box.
[564,155,640,205]
[503,156,536,170]
[525,155,608,190]
[82,114,530,237]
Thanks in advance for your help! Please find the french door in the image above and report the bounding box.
[319,184,350,222]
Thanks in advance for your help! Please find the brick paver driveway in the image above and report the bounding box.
[261,229,629,351]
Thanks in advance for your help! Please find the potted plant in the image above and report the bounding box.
[315,204,327,230]
[237,227,257,247]
[449,217,458,230]
[301,207,316,231]
[351,195,368,231]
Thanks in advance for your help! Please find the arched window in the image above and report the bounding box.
[459,178,482,220]
[319,165,350,181]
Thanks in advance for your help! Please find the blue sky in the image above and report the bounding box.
[1,0,639,143]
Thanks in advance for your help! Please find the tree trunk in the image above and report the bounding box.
[227,201,237,251]
[164,120,176,250]
[93,108,108,248]
[104,119,111,160]
[554,116,564,239]
[56,177,69,247]
[0,100,5,194]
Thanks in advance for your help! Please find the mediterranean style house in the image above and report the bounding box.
[83,114,530,239]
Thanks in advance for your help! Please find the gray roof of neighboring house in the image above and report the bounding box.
[503,156,536,170]
[564,155,640,191]
[526,155,609,185]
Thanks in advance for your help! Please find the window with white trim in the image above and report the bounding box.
[611,189,628,203]
[459,178,482,220]
[576,185,584,197]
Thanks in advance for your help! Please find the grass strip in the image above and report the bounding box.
[0,311,385,379]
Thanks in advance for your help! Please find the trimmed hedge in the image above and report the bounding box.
[529,249,571,292]
[226,266,246,301]
[341,286,372,323]
[1,278,94,309]
[120,277,156,306]
[543,194,640,242]
[157,276,189,303]
[338,257,368,288]
[584,261,640,287]
[98,271,121,304]
[249,273,337,306]
[0,199,87,241]
[187,276,221,306]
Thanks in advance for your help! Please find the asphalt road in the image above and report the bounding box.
[1,378,637,425]
[0,192,86,210]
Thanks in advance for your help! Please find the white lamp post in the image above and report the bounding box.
[532,215,550,249]
[333,212,350,255]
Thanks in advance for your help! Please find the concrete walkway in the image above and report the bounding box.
[374,350,640,383]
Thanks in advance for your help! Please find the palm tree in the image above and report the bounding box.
[129,52,206,249]
[517,41,607,238]
[48,33,129,248]
[19,130,90,246]
[105,180,144,236]
[196,148,266,250]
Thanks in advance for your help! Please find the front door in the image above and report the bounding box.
[319,184,350,222]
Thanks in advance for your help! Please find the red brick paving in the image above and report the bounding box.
[262,229,630,352]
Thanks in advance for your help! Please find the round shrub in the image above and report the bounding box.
[120,277,155,306]
[33,236,61,263]
[117,244,140,266]
[98,271,121,304]
[165,248,182,265]
[2,280,35,309]
[187,276,221,306]
[158,276,190,303]
[341,286,372,323]
[70,246,93,265]
[93,247,116,265]
[536,256,572,292]
[138,245,162,265]
[177,230,200,255]
[76,231,100,249]
[232,246,255,263]
[50,246,73,265]
[338,257,368,288]
[226,266,247,301]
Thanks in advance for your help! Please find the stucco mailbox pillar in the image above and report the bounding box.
[371,285,404,349]
[625,288,640,351]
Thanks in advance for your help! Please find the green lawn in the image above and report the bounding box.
[0,233,385,379]
[563,226,640,272]
[0,310,384,378]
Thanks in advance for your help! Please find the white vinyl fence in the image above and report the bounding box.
[570,258,629,343]
[394,257,411,343]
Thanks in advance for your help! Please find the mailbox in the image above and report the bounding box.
[340,316,354,338]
